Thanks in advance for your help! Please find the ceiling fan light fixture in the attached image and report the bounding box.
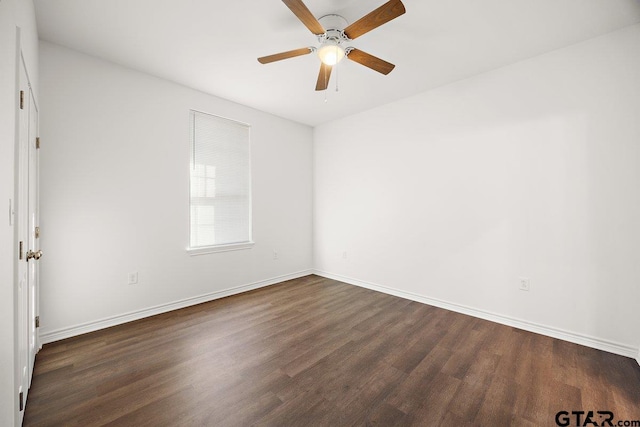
[318,41,345,66]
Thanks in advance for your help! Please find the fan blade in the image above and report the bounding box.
[344,0,406,40]
[315,63,333,91]
[282,0,325,35]
[347,48,395,75]
[258,48,312,64]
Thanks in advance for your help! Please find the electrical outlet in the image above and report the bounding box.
[518,277,530,291]
[128,272,138,285]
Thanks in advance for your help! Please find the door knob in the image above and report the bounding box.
[26,250,42,261]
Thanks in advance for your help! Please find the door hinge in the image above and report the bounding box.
[35,316,40,328]
[19,241,23,260]
[20,90,24,110]
[36,137,40,149]
[35,226,40,239]
[19,391,24,411]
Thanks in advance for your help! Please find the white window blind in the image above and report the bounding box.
[189,110,252,251]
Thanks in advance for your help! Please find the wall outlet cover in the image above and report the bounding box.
[128,272,138,285]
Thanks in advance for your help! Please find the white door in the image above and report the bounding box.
[16,52,40,423]
[27,84,40,384]
[16,53,30,425]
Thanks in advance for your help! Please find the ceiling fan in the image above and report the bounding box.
[258,0,406,91]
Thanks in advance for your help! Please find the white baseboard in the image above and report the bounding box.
[40,269,314,344]
[314,270,640,360]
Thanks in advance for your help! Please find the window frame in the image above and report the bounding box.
[186,109,254,256]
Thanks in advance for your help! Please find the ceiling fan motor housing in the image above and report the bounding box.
[318,14,351,44]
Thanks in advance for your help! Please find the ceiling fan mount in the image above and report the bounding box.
[316,14,349,41]
[258,0,406,91]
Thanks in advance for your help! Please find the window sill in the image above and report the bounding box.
[187,242,254,256]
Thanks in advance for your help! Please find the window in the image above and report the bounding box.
[188,110,252,254]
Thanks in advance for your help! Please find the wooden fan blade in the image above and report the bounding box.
[258,48,312,64]
[315,63,333,91]
[344,0,406,40]
[347,48,395,75]
[282,0,325,35]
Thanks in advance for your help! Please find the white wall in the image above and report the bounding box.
[314,24,640,356]
[0,0,39,424]
[39,42,313,339]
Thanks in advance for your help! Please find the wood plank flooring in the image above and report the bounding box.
[24,275,640,426]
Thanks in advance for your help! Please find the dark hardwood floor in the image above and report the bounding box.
[24,275,640,426]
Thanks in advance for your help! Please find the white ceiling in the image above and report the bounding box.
[35,0,640,126]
